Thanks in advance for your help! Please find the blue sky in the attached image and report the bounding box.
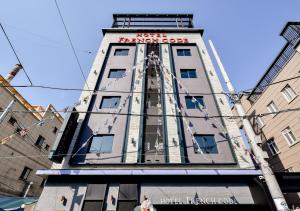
[1,0,300,111]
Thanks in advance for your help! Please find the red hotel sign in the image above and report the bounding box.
[118,33,189,44]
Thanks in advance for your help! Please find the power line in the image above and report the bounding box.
[1,71,299,97]
[53,0,90,89]
[8,106,300,119]
[0,22,33,85]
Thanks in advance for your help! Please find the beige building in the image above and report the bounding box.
[0,71,63,197]
[234,22,300,206]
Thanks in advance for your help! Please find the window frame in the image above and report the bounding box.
[114,49,129,56]
[177,49,191,56]
[267,101,278,117]
[88,134,114,154]
[185,96,205,109]
[266,138,280,155]
[100,96,121,109]
[180,69,197,78]
[281,84,297,103]
[8,117,17,126]
[108,69,126,78]
[193,134,218,154]
[19,166,32,180]
[282,127,297,146]
[35,135,45,148]
[256,116,265,128]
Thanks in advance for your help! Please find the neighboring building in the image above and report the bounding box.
[36,14,272,211]
[0,70,63,197]
[233,22,300,207]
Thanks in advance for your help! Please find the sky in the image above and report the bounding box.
[1,0,300,111]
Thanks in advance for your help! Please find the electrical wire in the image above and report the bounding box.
[0,23,33,85]
[1,71,299,97]
[53,0,90,90]
[7,106,300,119]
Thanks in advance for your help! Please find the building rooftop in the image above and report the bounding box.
[112,13,194,29]
[0,75,63,123]
[248,22,300,103]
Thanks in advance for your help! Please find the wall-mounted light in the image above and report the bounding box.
[131,138,136,146]
[172,138,178,146]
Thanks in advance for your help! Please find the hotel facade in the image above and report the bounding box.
[35,14,272,211]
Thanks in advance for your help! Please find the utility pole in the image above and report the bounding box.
[0,99,15,124]
[208,40,289,211]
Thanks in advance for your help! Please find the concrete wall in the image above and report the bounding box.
[0,87,62,196]
[35,182,87,211]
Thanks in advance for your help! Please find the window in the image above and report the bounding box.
[185,96,204,109]
[281,84,296,102]
[114,49,129,56]
[19,166,32,180]
[52,127,58,134]
[194,135,218,154]
[180,69,197,78]
[8,117,17,126]
[100,96,121,109]
[267,101,278,117]
[256,116,264,128]
[267,139,280,155]
[282,127,297,145]
[88,135,114,153]
[177,49,191,56]
[108,69,126,78]
[35,135,45,148]
[44,144,50,151]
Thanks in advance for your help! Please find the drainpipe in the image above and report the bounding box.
[23,182,33,197]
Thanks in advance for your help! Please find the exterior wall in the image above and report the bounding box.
[237,44,300,205]
[170,45,235,164]
[70,45,137,164]
[34,182,87,211]
[0,87,62,196]
[61,31,253,168]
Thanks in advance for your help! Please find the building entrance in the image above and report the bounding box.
[154,204,271,211]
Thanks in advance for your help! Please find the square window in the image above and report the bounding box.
[267,101,278,117]
[100,96,121,109]
[180,69,197,78]
[19,166,32,180]
[114,49,129,56]
[35,135,45,148]
[267,138,279,155]
[185,96,204,109]
[256,116,264,128]
[8,117,17,126]
[282,127,297,145]
[177,49,191,56]
[194,135,218,154]
[88,135,114,153]
[108,69,126,78]
[281,84,297,102]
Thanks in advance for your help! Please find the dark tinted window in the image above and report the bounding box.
[82,201,103,211]
[35,135,45,148]
[194,135,218,154]
[177,49,191,56]
[185,96,204,109]
[109,69,126,78]
[100,96,121,109]
[180,69,197,78]
[19,166,32,180]
[114,49,129,56]
[8,117,17,126]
